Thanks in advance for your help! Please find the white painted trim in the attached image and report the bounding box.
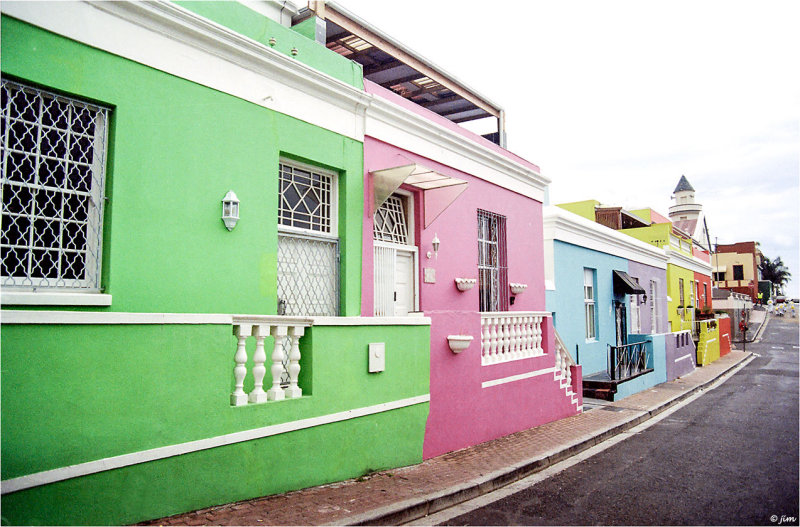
[543,206,668,269]
[1,1,371,141]
[0,292,112,306]
[311,316,431,326]
[482,366,558,389]
[674,354,694,363]
[1,310,234,325]
[0,311,433,326]
[0,393,430,495]
[366,96,549,201]
[664,247,713,276]
[3,1,549,200]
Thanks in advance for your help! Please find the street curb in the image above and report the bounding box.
[340,352,755,526]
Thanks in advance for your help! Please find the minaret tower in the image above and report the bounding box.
[669,175,702,222]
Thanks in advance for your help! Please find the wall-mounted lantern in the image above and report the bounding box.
[222,191,240,231]
[427,233,440,259]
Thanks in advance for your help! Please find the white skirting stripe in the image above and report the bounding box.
[674,354,694,363]
[482,366,557,388]
[1,394,430,495]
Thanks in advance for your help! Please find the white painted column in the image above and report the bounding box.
[231,324,252,406]
[284,325,304,399]
[268,325,288,401]
[248,324,268,404]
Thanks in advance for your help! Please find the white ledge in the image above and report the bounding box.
[0,311,433,326]
[311,316,431,326]
[0,292,112,306]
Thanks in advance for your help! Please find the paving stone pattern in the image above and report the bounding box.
[140,350,752,526]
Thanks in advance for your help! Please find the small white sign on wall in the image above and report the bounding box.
[424,268,436,283]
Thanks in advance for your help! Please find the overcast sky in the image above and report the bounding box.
[337,0,800,297]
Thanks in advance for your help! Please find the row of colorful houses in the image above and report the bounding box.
[0,2,730,524]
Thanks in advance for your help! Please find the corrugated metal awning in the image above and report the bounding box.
[613,270,646,295]
[713,265,727,273]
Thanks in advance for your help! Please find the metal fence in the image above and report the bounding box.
[607,340,651,381]
[277,231,339,317]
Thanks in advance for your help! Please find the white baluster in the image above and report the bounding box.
[501,316,510,358]
[268,325,288,401]
[490,316,498,363]
[231,324,252,406]
[248,324,269,404]
[481,317,490,362]
[285,325,304,398]
[534,315,543,353]
[526,316,534,352]
[509,316,518,358]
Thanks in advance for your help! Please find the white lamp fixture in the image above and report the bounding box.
[427,233,440,259]
[221,191,240,231]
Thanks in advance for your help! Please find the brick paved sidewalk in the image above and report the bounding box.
[140,351,752,526]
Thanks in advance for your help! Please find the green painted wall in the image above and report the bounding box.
[1,16,363,316]
[556,200,600,221]
[1,322,430,525]
[175,1,363,88]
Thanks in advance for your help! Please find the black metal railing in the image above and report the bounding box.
[607,340,651,381]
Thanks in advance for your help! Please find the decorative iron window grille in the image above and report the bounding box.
[277,233,339,316]
[373,195,409,244]
[477,209,508,312]
[1,79,109,290]
[279,161,333,233]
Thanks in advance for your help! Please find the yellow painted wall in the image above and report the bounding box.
[667,264,696,332]
[696,320,720,365]
[556,200,600,221]
[712,252,757,281]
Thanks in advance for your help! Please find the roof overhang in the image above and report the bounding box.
[613,270,646,295]
[371,159,468,228]
[308,0,503,141]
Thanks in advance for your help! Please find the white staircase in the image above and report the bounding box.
[554,329,582,412]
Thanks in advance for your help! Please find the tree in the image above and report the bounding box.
[759,255,792,295]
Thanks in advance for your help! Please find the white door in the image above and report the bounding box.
[374,243,417,316]
[394,249,415,315]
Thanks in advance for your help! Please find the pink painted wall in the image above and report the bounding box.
[363,136,581,460]
[693,247,711,263]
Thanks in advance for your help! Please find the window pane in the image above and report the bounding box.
[278,162,334,233]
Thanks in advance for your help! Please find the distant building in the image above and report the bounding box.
[713,241,763,303]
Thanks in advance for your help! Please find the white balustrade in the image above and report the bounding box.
[230,316,312,407]
[553,328,576,386]
[480,312,548,365]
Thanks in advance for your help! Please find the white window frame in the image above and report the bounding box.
[630,276,642,334]
[1,79,111,305]
[277,159,338,240]
[276,159,340,316]
[373,191,418,316]
[650,279,660,333]
[584,268,596,341]
[478,209,508,313]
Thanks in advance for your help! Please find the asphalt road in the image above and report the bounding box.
[441,316,799,526]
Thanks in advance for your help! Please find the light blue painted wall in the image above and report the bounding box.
[614,334,667,399]
[546,240,629,376]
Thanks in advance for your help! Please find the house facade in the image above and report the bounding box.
[1,2,433,524]
[354,59,581,459]
[713,241,763,303]
[543,206,675,401]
